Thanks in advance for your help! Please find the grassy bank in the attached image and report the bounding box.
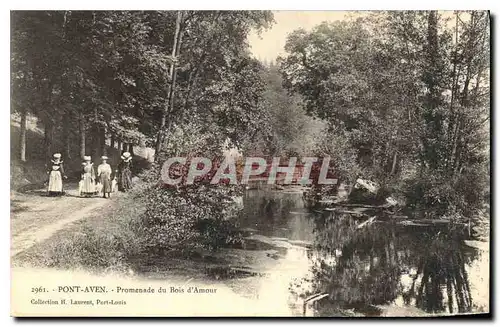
[13,182,245,276]
[13,192,146,273]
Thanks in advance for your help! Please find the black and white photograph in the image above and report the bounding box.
[9,10,490,317]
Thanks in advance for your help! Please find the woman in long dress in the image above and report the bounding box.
[47,153,66,196]
[81,156,96,197]
[117,152,133,191]
[97,156,112,198]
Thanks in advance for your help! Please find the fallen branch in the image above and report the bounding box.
[303,293,329,316]
[357,216,377,229]
[329,203,391,209]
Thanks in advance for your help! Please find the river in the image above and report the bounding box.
[135,185,489,317]
[233,186,488,316]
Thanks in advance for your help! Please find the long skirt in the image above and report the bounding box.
[48,170,63,195]
[99,173,112,193]
[81,173,95,194]
[119,169,133,191]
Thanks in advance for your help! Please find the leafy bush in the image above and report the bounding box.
[137,181,243,253]
[403,164,488,221]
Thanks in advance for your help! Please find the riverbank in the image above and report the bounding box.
[11,186,490,317]
[11,188,308,316]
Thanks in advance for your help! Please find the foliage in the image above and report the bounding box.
[11,10,274,256]
[11,10,275,162]
[138,182,243,252]
[279,11,490,222]
[241,63,326,158]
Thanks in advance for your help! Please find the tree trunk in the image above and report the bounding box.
[41,78,55,160]
[117,139,122,154]
[19,108,27,162]
[91,125,100,159]
[99,127,106,156]
[426,11,440,105]
[79,114,86,159]
[154,10,183,161]
[183,14,222,112]
[63,111,72,160]
[44,117,53,160]
[128,143,134,156]
[111,135,116,149]
[449,119,462,173]
[422,11,442,170]
[390,151,398,176]
[447,12,459,168]
[164,28,183,133]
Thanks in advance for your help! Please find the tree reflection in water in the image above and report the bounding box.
[293,212,478,316]
[239,189,307,236]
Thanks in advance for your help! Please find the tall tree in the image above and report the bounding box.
[279,11,489,219]
[154,10,183,159]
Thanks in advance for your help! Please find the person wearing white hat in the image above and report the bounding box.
[117,151,133,191]
[80,155,96,197]
[97,155,113,198]
[47,153,67,196]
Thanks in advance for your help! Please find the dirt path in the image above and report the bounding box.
[11,184,119,257]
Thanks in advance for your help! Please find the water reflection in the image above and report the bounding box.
[238,188,315,242]
[295,211,479,316]
[236,187,483,316]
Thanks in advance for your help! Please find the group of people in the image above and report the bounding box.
[47,152,134,198]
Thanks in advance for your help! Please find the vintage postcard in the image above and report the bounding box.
[10,10,490,317]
